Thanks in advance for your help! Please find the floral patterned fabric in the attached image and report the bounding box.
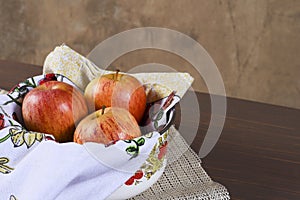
[0,44,195,199]
[0,73,163,200]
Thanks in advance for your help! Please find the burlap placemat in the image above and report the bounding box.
[130,126,230,200]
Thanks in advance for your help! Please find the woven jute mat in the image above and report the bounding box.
[130,126,230,200]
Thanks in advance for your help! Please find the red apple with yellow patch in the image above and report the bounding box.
[84,71,146,123]
[73,107,141,145]
[22,81,88,143]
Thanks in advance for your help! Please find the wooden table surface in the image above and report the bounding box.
[0,60,299,199]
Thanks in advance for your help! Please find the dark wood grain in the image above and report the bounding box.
[0,60,299,199]
[177,91,300,200]
[0,60,42,90]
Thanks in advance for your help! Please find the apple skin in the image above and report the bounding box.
[22,81,88,143]
[73,107,141,145]
[84,72,146,123]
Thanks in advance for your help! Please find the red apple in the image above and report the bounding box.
[73,107,141,145]
[22,81,88,143]
[84,71,146,123]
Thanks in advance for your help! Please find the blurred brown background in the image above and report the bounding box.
[0,0,299,109]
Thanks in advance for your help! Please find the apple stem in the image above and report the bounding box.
[115,69,120,80]
[101,105,106,115]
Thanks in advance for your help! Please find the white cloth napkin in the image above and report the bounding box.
[0,75,160,200]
